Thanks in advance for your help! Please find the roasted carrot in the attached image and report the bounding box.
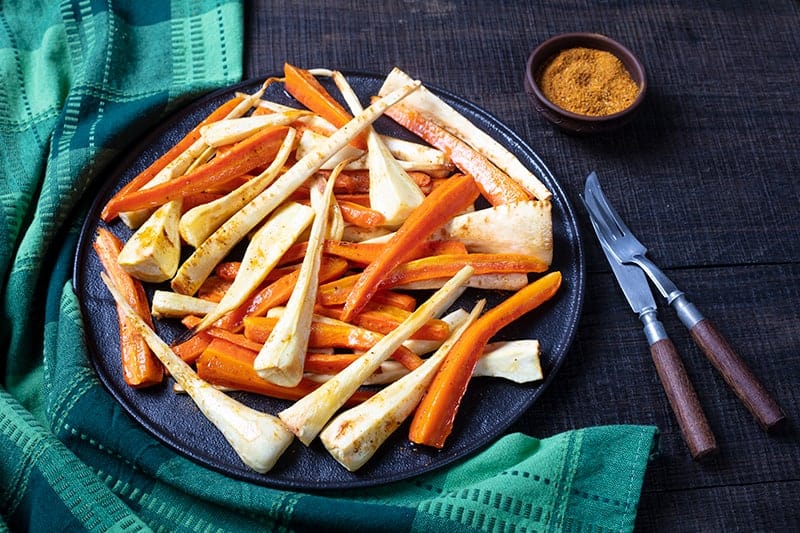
[321,253,547,307]
[103,125,290,218]
[383,104,531,206]
[337,200,386,227]
[100,96,245,222]
[340,173,480,321]
[283,63,367,150]
[316,303,450,341]
[172,330,212,364]
[93,228,164,387]
[409,271,562,448]
[196,338,373,405]
[243,316,423,370]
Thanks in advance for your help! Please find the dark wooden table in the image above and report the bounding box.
[245,1,800,530]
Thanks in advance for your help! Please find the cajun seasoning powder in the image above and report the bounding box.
[537,47,639,116]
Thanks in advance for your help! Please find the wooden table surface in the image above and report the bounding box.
[244,1,800,530]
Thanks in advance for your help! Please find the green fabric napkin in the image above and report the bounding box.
[0,2,659,531]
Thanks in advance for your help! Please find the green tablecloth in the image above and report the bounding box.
[0,2,658,531]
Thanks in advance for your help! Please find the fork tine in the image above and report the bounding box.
[584,180,625,244]
[584,172,634,238]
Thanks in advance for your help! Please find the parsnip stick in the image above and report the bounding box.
[379,67,551,201]
[253,174,336,387]
[333,70,425,228]
[100,273,293,473]
[321,299,485,471]
[194,201,314,331]
[171,79,421,296]
[278,265,473,445]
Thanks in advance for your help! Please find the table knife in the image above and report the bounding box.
[583,187,718,459]
[584,171,786,433]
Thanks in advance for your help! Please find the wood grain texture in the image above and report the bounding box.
[245,1,800,530]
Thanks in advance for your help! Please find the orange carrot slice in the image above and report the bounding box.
[103,125,290,217]
[283,63,367,150]
[383,104,531,206]
[409,271,562,448]
[340,173,480,321]
[196,338,372,405]
[243,316,423,370]
[93,228,164,387]
[100,96,245,222]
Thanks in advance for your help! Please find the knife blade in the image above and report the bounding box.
[583,180,718,460]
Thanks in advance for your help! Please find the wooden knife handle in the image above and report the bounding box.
[650,338,718,460]
[690,318,786,432]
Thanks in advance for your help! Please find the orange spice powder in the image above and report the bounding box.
[537,47,639,116]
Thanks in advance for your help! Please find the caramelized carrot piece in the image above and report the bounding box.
[100,96,245,222]
[337,200,386,227]
[409,271,562,448]
[283,63,367,150]
[384,104,531,206]
[340,173,480,321]
[93,228,164,387]
[243,316,423,370]
[316,303,449,341]
[172,330,212,364]
[216,257,349,332]
[303,353,362,375]
[103,125,290,217]
[320,253,546,306]
[196,338,372,405]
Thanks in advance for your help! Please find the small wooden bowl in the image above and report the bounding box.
[525,33,647,134]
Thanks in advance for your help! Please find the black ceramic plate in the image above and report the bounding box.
[73,73,585,490]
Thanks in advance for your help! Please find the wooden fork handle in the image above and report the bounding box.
[650,338,718,460]
[689,319,786,432]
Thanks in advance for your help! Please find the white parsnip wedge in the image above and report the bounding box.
[100,272,293,473]
[179,128,297,247]
[378,67,551,201]
[295,129,363,169]
[437,200,553,266]
[278,265,474,445]
[473,339,542,383]
[253,175,336,387]
[151,290,217,319]
[194,200,314,331]
[320,299,485,471]
[170,79,421,296]
[199,111,304,147]
[117,199,182,283]
[333,71,425,228]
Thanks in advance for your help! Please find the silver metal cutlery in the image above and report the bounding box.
[583,171,785,458]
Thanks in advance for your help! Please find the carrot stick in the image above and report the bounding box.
[93,228,164,387]
[172,331,212,364]
[196,338,372,405]
[216,257,349,332]
[337,200,386,227]
[340,173,480,321]
[243,316,423,370]
[383,104,531,206]
[103,125,290,217]
[316,303,450,341]
[320,252,547,306]
[100,96,245,221]
[283,63,367,150]
[409,271,562,448]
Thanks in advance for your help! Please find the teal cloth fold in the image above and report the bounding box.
[0,2,658,531]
